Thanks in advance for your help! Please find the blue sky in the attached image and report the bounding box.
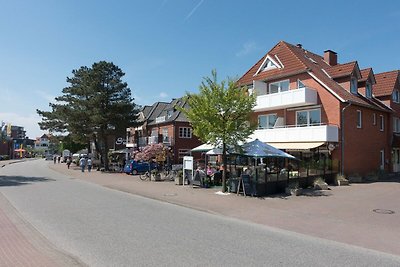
[1,0,400,138]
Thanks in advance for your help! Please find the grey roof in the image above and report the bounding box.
[147,98,191,126]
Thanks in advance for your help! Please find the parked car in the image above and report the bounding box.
[124,160,157,175]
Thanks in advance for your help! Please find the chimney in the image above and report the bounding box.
[324,50,337,66]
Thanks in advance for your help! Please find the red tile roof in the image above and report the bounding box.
[237,41,390,112]
[359,68,374,83]
[325,62,358,78]
[374,70,400,97]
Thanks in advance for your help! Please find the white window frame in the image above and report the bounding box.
[394,117,400,133]
[151,128,158,137]
[380,149,385,170]
[392,90,400,103]
[356,110,362,128]
[380,115,384,131]
[268,79,290,94]
[179,127,192,138]
[350,77,358,94]
[162,128,169,142]
[295,108,321,127]
[365,82,372,98]
[297,79,305,89]
[258,114,277,129]
[373,113,376,125]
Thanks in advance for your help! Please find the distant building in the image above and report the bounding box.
[127,98,202,164]
[0,124,34,158]
[35,134,50,154]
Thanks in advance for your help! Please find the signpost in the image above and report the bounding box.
[183,156,193,186]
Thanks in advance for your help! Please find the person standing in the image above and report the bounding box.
[87,158,92,172]
[79,157,86,172]
[66,157,71,169]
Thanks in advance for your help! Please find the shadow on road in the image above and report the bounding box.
[0,175,55,187]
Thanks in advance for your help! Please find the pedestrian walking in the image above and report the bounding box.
[87,158,92,172]
[79,157,86,172]
[66,157,71,169]
[53,155,57,164]
[57,156,61,163]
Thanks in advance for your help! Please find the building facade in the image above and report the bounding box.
[127,98,202,164]
[373,70,400,172]
[237,41,392,177]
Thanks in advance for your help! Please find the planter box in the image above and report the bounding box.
[175,176,183,185]
[285,188,302,196]
[337,179,349,186]
[314,182,329,190]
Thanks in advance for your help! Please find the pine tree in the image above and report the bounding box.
[37,61,140,170]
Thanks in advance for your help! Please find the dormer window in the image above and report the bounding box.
[393,90,400,103]
[254,55,281,76]
[365,82,372,98]
[167,110,173,118]
[350,78,358,94]
[262,58,278,71]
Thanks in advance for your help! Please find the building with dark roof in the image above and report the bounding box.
[127,98,202,164]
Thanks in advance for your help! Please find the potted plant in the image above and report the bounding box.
[151,169,161,181]
[313,177,329,190]
[286,181,302,196]
[175,170,183,185]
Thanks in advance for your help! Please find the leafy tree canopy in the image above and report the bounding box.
[37,61,140,169]
[180,70,257,191]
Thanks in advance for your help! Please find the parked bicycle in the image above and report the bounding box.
[139,171,151,181]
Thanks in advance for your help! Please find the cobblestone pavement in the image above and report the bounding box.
[0,159,86,267]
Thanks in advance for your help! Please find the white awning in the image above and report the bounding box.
[191,143,215,152]
[268,142,325,150]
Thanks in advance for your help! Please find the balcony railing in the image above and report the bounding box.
[128,135,174,148]
[253,87,318,112]
[250,124,339,143]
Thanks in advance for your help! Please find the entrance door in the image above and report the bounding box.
[392,149,400,172]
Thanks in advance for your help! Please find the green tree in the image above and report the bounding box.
[180,70,257,192]
[37,61,140,170]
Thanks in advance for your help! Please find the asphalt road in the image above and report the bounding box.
[1,160,400,266]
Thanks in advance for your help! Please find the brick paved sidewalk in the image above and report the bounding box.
[0,159,85,267]
[50,161,400,257]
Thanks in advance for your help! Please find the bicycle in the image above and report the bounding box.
[139,171,151,181]
[161,169,178,181]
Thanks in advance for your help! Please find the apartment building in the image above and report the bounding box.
[374,70,400,172]
[237,41,392,177]
[127,98,202,164]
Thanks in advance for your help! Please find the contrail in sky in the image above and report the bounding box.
[184,0,204,21]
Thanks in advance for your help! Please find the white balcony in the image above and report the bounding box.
[250,124,339,143]
[253,87,318,112]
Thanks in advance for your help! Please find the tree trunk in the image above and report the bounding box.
[222,142,227,192]
[102,135,109,171]
[93,136,103,170]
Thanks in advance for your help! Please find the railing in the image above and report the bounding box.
[251,123,339,143]
[253,87,318,111]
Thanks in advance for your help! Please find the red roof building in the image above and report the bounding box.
[238,41,394,177]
